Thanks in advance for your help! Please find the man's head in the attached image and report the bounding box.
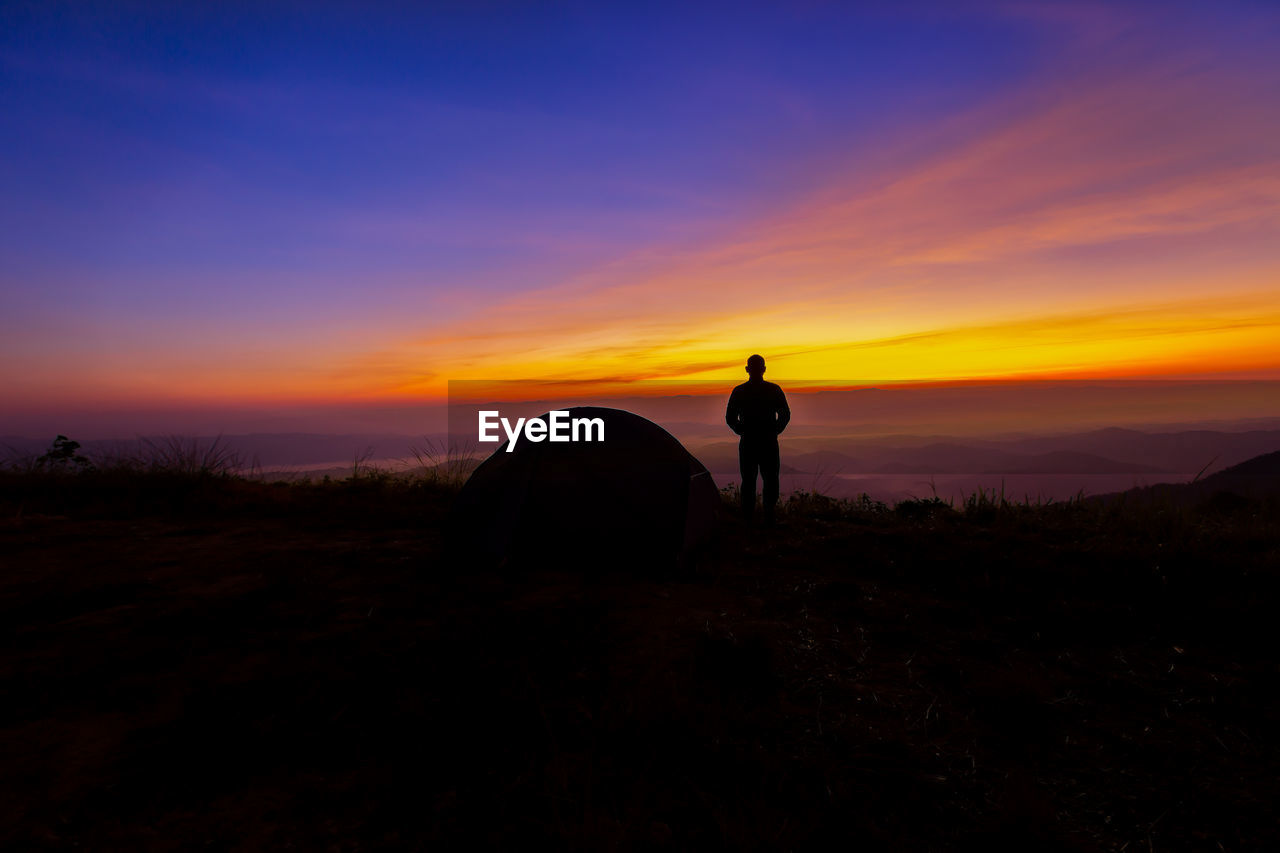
[745,354,766,378]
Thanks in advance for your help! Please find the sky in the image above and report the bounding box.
[2,0,1279,435]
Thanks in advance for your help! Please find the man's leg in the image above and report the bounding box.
[761,437,781,523]
[738,439,758,521]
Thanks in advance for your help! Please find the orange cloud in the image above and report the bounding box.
[12,40,1278,412]
[346,55,1280,400]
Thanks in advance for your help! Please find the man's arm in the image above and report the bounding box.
[774,387,791,435]
[726,389,743,435]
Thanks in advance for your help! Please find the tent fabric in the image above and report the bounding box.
[452,407,719,568]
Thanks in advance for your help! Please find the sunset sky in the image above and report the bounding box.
[3,1,1279,434]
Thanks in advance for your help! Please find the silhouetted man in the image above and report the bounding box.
[726,354,790,524]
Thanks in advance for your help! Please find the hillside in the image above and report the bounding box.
[1098,450,1280,507]
[2,468,1278,849]
[1203,449,1280,481]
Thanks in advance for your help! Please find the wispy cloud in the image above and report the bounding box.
[6,4,1279,415]
[373,37,1280,392]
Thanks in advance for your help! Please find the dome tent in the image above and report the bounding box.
[452,407,719,570]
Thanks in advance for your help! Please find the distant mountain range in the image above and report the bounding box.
[691,443,1167,475]
[693,427,1280,476]
[687,428,1280,476]
[1094,450,1280,506]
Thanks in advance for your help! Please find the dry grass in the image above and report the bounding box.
[1,461,1277,849]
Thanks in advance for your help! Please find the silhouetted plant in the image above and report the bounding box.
[894,496,954,520]
[37,435,95,472]
[135,435,242,476]
[850,492,891,514]
[407,437,480,486]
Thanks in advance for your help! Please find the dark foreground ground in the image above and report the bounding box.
[1,470,1278,850]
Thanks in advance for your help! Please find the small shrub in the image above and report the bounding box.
[36,435,95,472]
[894,496,954,520]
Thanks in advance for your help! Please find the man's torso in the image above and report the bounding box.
[730,380,785,438]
